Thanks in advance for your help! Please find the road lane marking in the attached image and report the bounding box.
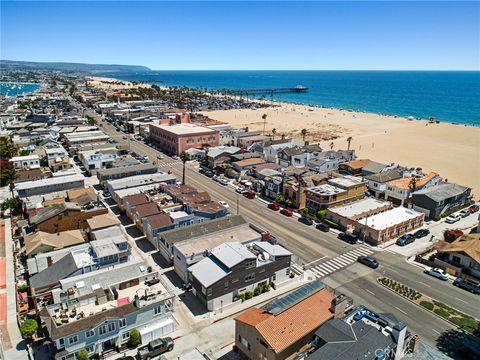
[304,256,328,266]
[413,280,431,288]
[455,297,469,304]
[365,289,376,296]
[394,306,408,315]
[432,329,441,335]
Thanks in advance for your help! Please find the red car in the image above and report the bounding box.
[243,191,256,199]
[280,208,293,217]
[268,202,280,211]
[468,205,479,213]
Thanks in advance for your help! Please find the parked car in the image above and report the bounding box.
[137,338,174,360]
[413,229,430,239]
[268,202,280,211]
[298,216,313,225]
[338,232,357,244]
[212,175,221,182]
[445,213,462,224]
[198,168,205,174]
[235,186,245,193]
[396,234,415,246]
[205,171,214,178]
[219,178,229,186]
[144,278,160,286]
[357,255,379,269]
[218,200,229,209]
[157,154,164,160]
[424,267,449,281]
[316,223,330,232]
[243,191,256,199]
[459,209,470,218]
[280,208,293,217]
[453,278,480,294]
[468,204,479,213]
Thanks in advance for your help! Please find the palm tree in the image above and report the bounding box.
[0,137,16,159]
[2,168,17,198]
[271,128,276,140]
[346,136,353,151]
[301,129,308,142]
[329,142,334,150]
[179,151,189,185]
[262,114,268,134]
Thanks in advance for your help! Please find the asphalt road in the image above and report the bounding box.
[80,103,478,349]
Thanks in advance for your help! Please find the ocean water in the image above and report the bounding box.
[111,71,480,126]
[0,82,40,96]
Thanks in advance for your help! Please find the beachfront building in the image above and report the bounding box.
[385,172,441,206]
[364,170,403,199]
[434,234,480,279]
[277,144,323,168]
[411,183,472,219]
[306,176,366,211]
[149,122,219,155]
[306,150,356,173]
[188,241,292,311]
[9,154,40,170]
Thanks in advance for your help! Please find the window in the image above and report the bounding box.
[58,338,65,349]
[119,318,127,328]
[245,260,255,269]
[85,329,95,338]
[99,325,107,335]
[452,255,461,264]
[86,345,95,354]
[239,335,251,350]
[224,281,229,290]
[122,331,130,340]
[154,305,162,316]
[108,323,115,332]
[245,273,255,282]
[68,335,78,345]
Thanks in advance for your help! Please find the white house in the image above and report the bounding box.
[9,154,40,170]
[79,148,118,172]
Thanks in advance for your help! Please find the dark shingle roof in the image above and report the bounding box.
[161,215,246,244]
[413,183,469,202]
[364,170,403,183]
[30,252,78,289]
[29,203,80,225]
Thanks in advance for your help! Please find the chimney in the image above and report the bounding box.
[47,256,53,267]
[329,294,349,318]
[392,321,407,359]
[261,232,270,242]
[408,335,420,354]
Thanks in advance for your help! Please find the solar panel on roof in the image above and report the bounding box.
[262,281,325,316]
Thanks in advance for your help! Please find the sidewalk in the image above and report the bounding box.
[2,215,28,359]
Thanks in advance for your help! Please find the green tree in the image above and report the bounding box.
[19,149,32,156]
[301,129,308,142]
[0,137,16,159]
[346,136,353,151]
[77,349,89,360]
[128,328,141,348]
[262,113,268,134]
[20,319,38,339]
[1,197,23,216]
[1,168,17,197]
[179,151,189,185]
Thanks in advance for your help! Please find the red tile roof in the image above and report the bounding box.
[235,288,335,353]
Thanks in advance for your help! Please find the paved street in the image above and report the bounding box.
[78,103,479,354]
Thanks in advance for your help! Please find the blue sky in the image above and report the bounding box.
[1,1,479,70]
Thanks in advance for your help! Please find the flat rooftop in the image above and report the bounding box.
[328,176,363,188]
[329,198,391,219]
[308,184,346,196]
[364,207,423,230]
[151,122,217,135]
[15,174,85,191]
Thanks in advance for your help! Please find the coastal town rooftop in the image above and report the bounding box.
[363,207,423,230]
[328,198,392,219]
[308,184,346,196]
[151,122,217,135]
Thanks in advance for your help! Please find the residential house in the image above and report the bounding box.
[106,173,176,199]
[306,176,366,212]
[263,140,303,164]
[24,230,85,258]
[411,183,472,219]
[143,213,175,249]
[385,172,441,206]
[173,217,267,283]
[189,241,292,311]
[232,158,267,177]
[16,174,85,198]
[123,193,149,218]
[187,202,229,220]
[234,281,342,360]
[364,170,403,199]
[309,306,411,360]
[307,150,355,173]
[277,144,322,168]
[14,168,51,184]
[96,164,158,187]
[338,159,372,175]
[78,147,118,173]
[434,234,480,279]
[206,145,241,169]
[131,202,160,230]
[10,154,40,170]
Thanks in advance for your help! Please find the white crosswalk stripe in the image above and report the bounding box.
[307,246,375,279]
[157,162,180,167]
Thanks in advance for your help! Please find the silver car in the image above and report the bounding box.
[424,267,449,281]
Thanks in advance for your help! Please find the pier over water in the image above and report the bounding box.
[225,85,308,95]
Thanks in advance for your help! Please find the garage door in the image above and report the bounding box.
[139,318,175,343]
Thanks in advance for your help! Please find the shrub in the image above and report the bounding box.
[434,308,450,318]
[17,284,29,293]
[316,209,327,219]
[420,301,434,311]
[253,286,262,297]
[244,291,253,300]
[20,319,38,339]
[77,349,89,360]
[444,229,464,243]
[238,293,246,302]
[128,328,141,348]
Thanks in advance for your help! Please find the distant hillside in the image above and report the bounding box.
[0,60,151,73]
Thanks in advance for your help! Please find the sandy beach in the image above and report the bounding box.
[88,76,479,197]
[204,103,480,197]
